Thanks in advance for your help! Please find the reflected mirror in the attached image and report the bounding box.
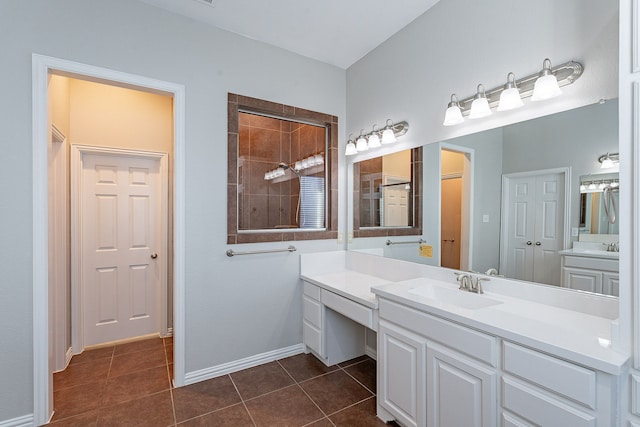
[350,100,619,296]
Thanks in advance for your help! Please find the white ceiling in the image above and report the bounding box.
[137,0,440,69]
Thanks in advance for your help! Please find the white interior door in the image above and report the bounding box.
[503,171,565,285]
[79,150,165,347]
[383,178,409,227]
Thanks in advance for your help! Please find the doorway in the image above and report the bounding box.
[32,54,186,425]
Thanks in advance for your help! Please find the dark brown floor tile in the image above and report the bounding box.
[54,358,111,391]
[97,390,174,427]
[245,385,323,427]
[168,363,174,385]
[301,370,372,415]
[231,361,295,400]
[329,397,389,426]
[109,346,167,378]
[69,347,114,366]
[48,410,99,426]
[52,381,105,421]
[163,336,174,346]
[177,403,254,426]
[165,343,174,364]
[173,375,241,422]
[337,355,370,368]
[102,365,170,406]
[344,359,376,393]
[304,418,334,426]
[113,337,164,356]
[278,353,338,382]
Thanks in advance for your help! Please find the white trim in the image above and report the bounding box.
[32,53,186,425]
[70,145,168,352]
[499,167,571,281]
[0,414,34,427]
[633,80,640,367]
[634,0,640,73]
[184,344,305,385]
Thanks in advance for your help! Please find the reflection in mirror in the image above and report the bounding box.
[353,148,422,238]
[579,172,619,235]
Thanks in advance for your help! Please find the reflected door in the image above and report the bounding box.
[503,172,564,285]
[441,177,462,269]
[81,153,163,346]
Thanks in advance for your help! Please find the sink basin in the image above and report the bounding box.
[408,285,503,310]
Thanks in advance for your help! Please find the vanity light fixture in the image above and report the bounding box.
[469,84,492,119]
[497,72,524,111]
[443,94,465,126]
[531,58,562,101]
[345,119,409,155]
[598,152,619,169]
[265,153,324,180]
[443,58,583,125]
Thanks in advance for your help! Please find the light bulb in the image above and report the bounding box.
[469,84,492,119]
[356,134,368,151]
[443,95,464,126]
[531,58,562,101]
[368,132,381,148]
[345,140,357,156]
[314,154,324,164]
[588,182,597,190]
[497,73,523,111]
[601,157,614,169]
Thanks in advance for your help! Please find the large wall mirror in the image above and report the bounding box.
[349,100,619,296]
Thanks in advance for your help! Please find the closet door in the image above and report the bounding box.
[504,175,536,282]
[532,173,564,285]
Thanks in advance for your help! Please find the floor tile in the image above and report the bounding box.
[48,410,99,426]
[329,397,389,426]
[278,353,338,382]
[54,358,111,391]
[113,337,164,356]
[69,347,114,366]
[165,343,174,364]
[97,390,174,427]
[173,375,241,422]
[304,418,334,426]
[231,361,295,400]
[108,346,167,378]
[244,384,324,427]
[177,403,254,426]
[102,365,170,406]
[344,359,376,393]
[52,380,105,421]
[163,336,174,346]
[337,355,370,368]
[300,370,372,415]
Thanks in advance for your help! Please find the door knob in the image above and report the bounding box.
[535,242,542,246]
[526,241,532,245]
[150,253,158,259]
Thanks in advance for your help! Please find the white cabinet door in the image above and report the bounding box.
[602,272,619,296]
[562,267,602,293]
[378,320,426,427]
[426,342,496,427]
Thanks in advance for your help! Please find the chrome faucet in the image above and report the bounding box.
[455,272,472,291]
[454,272,490,294]
[470,276,490,294]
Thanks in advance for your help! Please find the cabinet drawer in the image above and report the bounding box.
[379,298,497,366]
[303,295,322,328]
[502,377,595,426]
[303,281,321,300]
[563,255,618,272]
[321,289,374,328]
[503,341,596,408]
[303,321,322,355]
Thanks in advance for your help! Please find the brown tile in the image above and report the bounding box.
[165,343,174,364]
[69,347,114,366]
[230,361,295,400]
[250,128,281,162]
[177,403,254,427]
[250,114,281,131]
[244,385,323,427]
[337,356,370,368]
[329,397,388,426]
[102,365,170,406]
[48,410,98,426]
[305,418,334,427]
[300,370,372,415]
[163,336,173,345]
[344,359,376,393]
[97,390,174,427]
[278,353,338,382]
[168,363,174,384]
[52,381,105,421]
[54,358,111,390]
[108,346,167,378]
[113,337,164,356]
[173,375,241,422]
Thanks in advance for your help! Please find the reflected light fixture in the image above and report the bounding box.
[497,72,524,111]
[443,94,464,126]
[469,84,492,119]
[355,131,369,152]
[368,125,381,148]
[345,135,357,156]
[598,152,619,169]
[531,58,562,101]
[381,119,397,144]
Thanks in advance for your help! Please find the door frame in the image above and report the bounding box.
[499,167,571,277]
[32,54,186,425]
[70,145,169,352]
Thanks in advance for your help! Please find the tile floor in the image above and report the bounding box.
[48,337,395,426]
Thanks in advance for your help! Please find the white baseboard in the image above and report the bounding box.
[365,344,377,361]
[184,344,305,386]
[0,414,34,427]
[65,346,74,368]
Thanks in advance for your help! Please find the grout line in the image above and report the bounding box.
[168,386,178,426]
[340,364,376,396]
[324,395,377,418]
[228,374,258,427]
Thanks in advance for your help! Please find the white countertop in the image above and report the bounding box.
[372,277,628,374]
[559,248,619,260]
[301,271,391,308]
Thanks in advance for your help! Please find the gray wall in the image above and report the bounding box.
[0,0,346,421]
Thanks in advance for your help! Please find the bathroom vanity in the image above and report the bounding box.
[560,242,620,296]
[301,251,628,427]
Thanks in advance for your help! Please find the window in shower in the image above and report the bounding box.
[227,94,338,244]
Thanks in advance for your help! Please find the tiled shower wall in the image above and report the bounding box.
[238,113,325,230]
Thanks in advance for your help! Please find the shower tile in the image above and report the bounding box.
[250,128,281,162]
[249,195,269,230]
[237,95,283,115]
[238,111,250,126]
[249,161,271,195]
[268,195,282,228]
[238,125,250,158]
[250,114,280,131]
[228,102,238,134]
